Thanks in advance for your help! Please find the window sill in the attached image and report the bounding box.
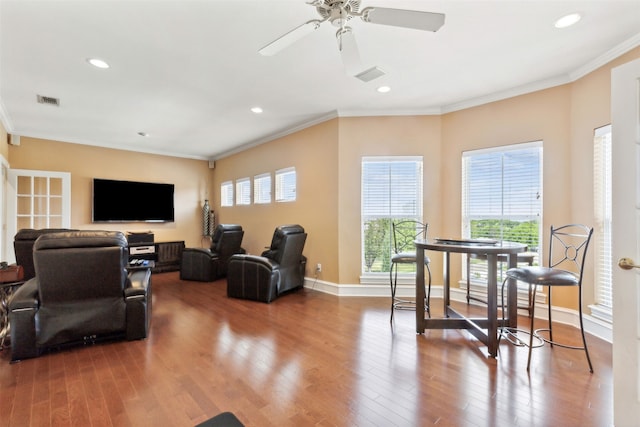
[359,274,415,286]
[588,304,612,323]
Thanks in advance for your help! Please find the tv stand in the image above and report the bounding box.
[128,241,185,273]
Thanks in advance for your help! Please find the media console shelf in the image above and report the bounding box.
[153,241,185,273]
[128,241,185,273]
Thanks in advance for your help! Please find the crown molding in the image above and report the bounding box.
[8,129,209,160]
[570,32,640,81]
[338,107,442,117]
[440,75,572,114]
[213,110,338,160]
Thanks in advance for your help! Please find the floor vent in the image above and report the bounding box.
[36,94,60,106]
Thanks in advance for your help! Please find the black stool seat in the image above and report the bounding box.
[506,266,577,286]
[392,252,430,264]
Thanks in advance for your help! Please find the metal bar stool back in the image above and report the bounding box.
[390,220,431,323]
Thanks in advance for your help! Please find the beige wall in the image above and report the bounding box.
[7,137,213,248]
[213,47,640,312]
[0,121,8,160]
[440,85,575,306]
[4,46,640,312]
[213,119,340,282]
[336,115,443,284]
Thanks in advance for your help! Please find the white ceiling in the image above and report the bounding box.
[1,0,639,161]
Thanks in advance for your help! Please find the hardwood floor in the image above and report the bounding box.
[0,272,612,427]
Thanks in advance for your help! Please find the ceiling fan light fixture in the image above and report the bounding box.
[554,12,581,28]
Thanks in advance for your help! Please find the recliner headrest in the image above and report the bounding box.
[14,228,77,241]
[34,230,127,250]
[268,224,305,249]
[212,224,243,244]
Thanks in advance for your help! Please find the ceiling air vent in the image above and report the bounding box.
[354,66,386,83]
[36,94,60,106]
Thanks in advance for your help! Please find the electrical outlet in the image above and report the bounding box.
[316,263,322,273]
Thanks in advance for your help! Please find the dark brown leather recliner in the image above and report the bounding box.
[180,224,246,282]
[9,230,152,361]
[14,228,77,281]
[227,224,307,303]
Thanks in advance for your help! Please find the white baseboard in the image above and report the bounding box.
[303,278,612,343]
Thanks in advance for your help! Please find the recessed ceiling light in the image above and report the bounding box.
[554,13,581,29]
[377,86,391,93]
[87,58,110,69]
[251,107,263,114]
[137,131,149,137]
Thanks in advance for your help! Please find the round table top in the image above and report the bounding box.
[415,238,527,255]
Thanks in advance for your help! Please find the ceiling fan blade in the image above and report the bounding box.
[361,7,445,32]
[336,27,363,76]
[259,20,322,56]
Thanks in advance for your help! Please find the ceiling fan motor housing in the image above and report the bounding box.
[316,0,361,27]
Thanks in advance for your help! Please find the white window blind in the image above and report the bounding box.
[275,167,296,202]
[220,181,234,207]
[462,142,542,283]
[235,178,251,205]
[361,156,423,274]
[254,173,271,204]
[593,124,612,312]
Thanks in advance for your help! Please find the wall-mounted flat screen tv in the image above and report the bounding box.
[92,178,175,222]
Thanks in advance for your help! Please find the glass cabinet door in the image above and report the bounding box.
[5,169,71,263]
[15,174,67,229]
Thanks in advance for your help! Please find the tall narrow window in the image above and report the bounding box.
[592,124,612,321]
[275,167,296,202]
[361,156,423,276]
[235,178,251,205]
[220,181,234,207]
[462,142,542,285]
[254,173,271,204]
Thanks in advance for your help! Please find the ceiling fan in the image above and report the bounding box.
[259,0,445,77]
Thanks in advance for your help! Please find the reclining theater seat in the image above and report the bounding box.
[180,224,245,282]
[9,230,152,361]
[227,224,307,303]
[14,228,77,281]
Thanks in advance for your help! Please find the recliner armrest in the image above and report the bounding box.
[125,268,152,340]
[182,247,219,258]
[230,254,279,270]
[9,278,40,361]
[9,278,39,310]
[125,269,151,298]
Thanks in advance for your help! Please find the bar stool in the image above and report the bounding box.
[500,224,594,372]
[390,220,431,323]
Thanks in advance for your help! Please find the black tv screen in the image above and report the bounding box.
[92,178,175,222]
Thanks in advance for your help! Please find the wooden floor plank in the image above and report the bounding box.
[0,271,613,426]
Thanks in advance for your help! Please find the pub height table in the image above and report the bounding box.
[415,238,527,358]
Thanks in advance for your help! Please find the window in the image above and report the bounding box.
[254,173,271,204]
[275,167,296,202]
[235,178,251,205]
[361,156,423,275]
[462,142,542,285]
[220,181,234,207]
[592,124,612,321]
